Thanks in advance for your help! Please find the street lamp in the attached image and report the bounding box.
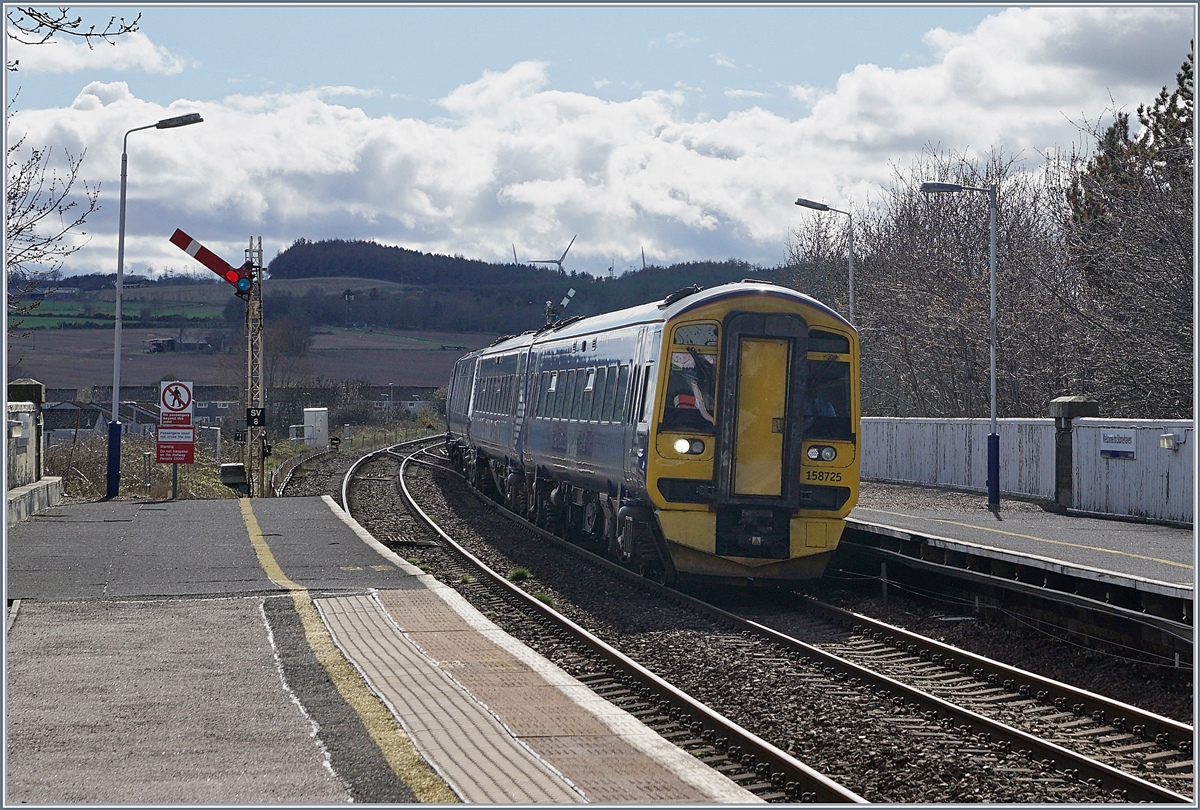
[919,180,999,508]
[106,112,204,498]
[794,197,854,324]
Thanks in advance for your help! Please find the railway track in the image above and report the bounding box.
[329,440,1190,803]
[345,441,862,803]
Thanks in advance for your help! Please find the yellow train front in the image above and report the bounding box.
[446,281,860,586]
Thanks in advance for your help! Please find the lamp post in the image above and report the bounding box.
[794,197,854,325]
[919,181,999,508]
[106,112,204,498]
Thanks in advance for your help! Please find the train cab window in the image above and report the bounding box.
[661,349,717,432]
[808,329,851,354]
[673,323,718,347]
[804,358,852,439]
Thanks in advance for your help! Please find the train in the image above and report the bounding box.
[445,280,860,586]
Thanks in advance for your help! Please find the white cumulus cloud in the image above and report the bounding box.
[6,29,187,74]
[8,7,1193,278]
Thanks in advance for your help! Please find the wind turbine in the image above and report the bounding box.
[528,235,577,274]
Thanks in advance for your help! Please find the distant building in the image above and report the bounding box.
[368,385,438,414]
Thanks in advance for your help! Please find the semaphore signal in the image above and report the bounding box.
[169,228,254,297]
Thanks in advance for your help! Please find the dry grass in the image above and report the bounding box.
[47,420,446,501]
[47,432,237,500]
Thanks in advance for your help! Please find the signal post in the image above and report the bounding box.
[170,230,267,495]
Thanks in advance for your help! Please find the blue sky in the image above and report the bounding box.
[6,4,1195,278]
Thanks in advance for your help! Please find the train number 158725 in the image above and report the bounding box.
[804,469,843,482]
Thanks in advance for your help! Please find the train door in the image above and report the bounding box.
[714,311,807,509]
[463,357,480,444]
[625,325,662,489]
[732,337,789,496]
[512,349,530,461]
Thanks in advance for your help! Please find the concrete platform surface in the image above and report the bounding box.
[5,494,760,804]
[851,483,1193,588]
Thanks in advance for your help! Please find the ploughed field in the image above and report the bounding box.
[7,327,495,389]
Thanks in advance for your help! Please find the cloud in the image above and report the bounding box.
[725,89,770,99]
[650,32,704,49]
[712,53,737,69]
[788,85,823,105]
[10,8,1192,278]
[6,29,187,74]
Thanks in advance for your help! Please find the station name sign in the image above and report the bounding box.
[1099,429,1136,460]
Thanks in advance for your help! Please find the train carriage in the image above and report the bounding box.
[446,280,860,585]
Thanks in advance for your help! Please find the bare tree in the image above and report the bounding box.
[786,146,1083,419]
[6,7,140,351]
[6,6,141,71]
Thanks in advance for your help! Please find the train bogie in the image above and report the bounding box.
[446,281,860,586]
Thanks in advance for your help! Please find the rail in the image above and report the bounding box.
[382,445,866,803]
[440,460,1190,803]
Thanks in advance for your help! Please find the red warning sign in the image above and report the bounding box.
[160,381,194,428]
[156,427,195,464]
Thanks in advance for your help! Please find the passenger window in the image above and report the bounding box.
[661,350,717,432]
[547,372,558,417]
[580,369,595,421]
[561,370,577,419]
[591,367,609,421]
[571,370,586,419]
[614,364,630,423]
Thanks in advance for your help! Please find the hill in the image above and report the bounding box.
[266,237,786,333]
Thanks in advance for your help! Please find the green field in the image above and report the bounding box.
[10,276,421,331]
[9,298,227,330]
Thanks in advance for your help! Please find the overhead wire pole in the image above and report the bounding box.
[246,236,265,497]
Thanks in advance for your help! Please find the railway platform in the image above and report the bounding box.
[5,494,758,805]
[850,482,1193,590]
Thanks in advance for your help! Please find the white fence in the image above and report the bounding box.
[860,417,1193,524]
[1071,419,1193,524]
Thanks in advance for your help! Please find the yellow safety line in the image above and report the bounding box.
[856,507,1193,571]
[238,498,458,803]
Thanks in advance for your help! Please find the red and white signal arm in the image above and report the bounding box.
[160,381,194,427]
[169,229,253,293]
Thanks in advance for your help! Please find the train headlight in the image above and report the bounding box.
[821,446,837,461]
[690,439,705,455]
[674,438,692,454]
[673,438,706,455]
[807,445,838,461]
